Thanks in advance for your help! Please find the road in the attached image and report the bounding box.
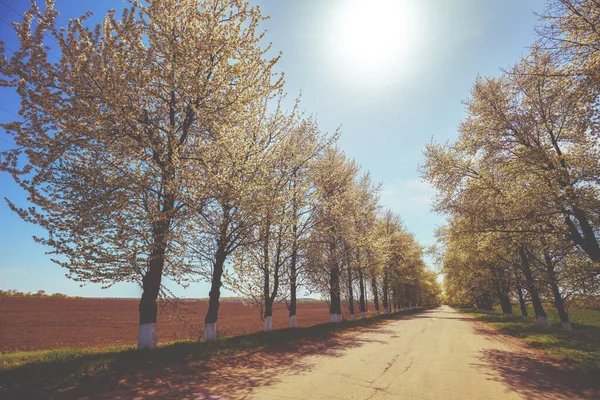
[242,306,593,400]
[4,305,595,399]
[49,305,594,399]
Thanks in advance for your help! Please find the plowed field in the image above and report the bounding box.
[0,298,333,352]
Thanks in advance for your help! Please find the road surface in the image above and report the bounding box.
[239,306,593,400]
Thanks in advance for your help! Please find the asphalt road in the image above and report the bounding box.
[245,306,593,400]
[6,305,596,399]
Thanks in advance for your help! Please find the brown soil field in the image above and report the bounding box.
[0,298,336,352]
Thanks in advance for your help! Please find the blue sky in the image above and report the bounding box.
[0,0,546,297]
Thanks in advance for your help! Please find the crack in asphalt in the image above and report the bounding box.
[373,355,416,396]
[365,386,386,400]
[399,357,414,376]
[383,353,400,374]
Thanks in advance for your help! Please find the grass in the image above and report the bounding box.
[0,308,423,397]
[489,306,600,330]
[462,308,600,377]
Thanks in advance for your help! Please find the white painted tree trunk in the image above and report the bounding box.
[290,315,297,328]
[536,316,550,326]
[361,311,366,319]
[330,313,337,323]
[204,322,217,341]
[138,322,158,350]
[376,310,380,315]
[562,322,572,331]
[384,307,389,314]
[349,313,355,321]
[264,316,272,332]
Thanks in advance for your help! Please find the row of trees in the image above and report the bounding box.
[0,0,440,349]
[422,0,600,330]
[0,289,74,298]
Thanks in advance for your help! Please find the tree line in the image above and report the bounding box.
[0,289,75,298]
[422,0,600,331]
[0,0,440,349]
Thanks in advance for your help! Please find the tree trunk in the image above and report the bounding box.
[544,253,571,331]
[204,204,232,340]
[519,247,548,325]
[399,284,405,309]
[358,269,366,318]
[138,250,164,350]
[264,270,273,332]
[289,239,298,327]
[204,248,226,340]
[365,281,369,312]
[264,297,273,332]
[476,293,493,311]
[549,278,571,331]
[497,287,513,315]
[138,191,173,350]
[263,220,272,332]
[329,265,342,322]
[289,183,299,328]
[514,269,529,321]
[491,265,512,315]
[565,208,600,265]
[382,269,389,314]
[347,267,355,320]
[371,276,380,314]
[483,293,493,311]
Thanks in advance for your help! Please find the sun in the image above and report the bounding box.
[331,0,421,81]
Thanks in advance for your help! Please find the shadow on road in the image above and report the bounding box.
[474,349,599,399]
[1,309,426,399]
[100,334,375,399]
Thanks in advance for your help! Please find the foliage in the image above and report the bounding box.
[0,0,440,347]
[422,0,600,324]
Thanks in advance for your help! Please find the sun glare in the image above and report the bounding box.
[331,0,421,82]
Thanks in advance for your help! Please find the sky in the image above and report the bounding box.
[0,0,547,298]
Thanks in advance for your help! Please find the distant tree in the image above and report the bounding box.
[306,147,360,322]
[346,172,380,319]
[223,105,329,331]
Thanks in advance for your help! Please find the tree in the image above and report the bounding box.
[224,105,329,331]
[349,172,380,318]
[422,43,600,327]
[539,0,600,87]
[306,147,360,322]
[0,0,282,349]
